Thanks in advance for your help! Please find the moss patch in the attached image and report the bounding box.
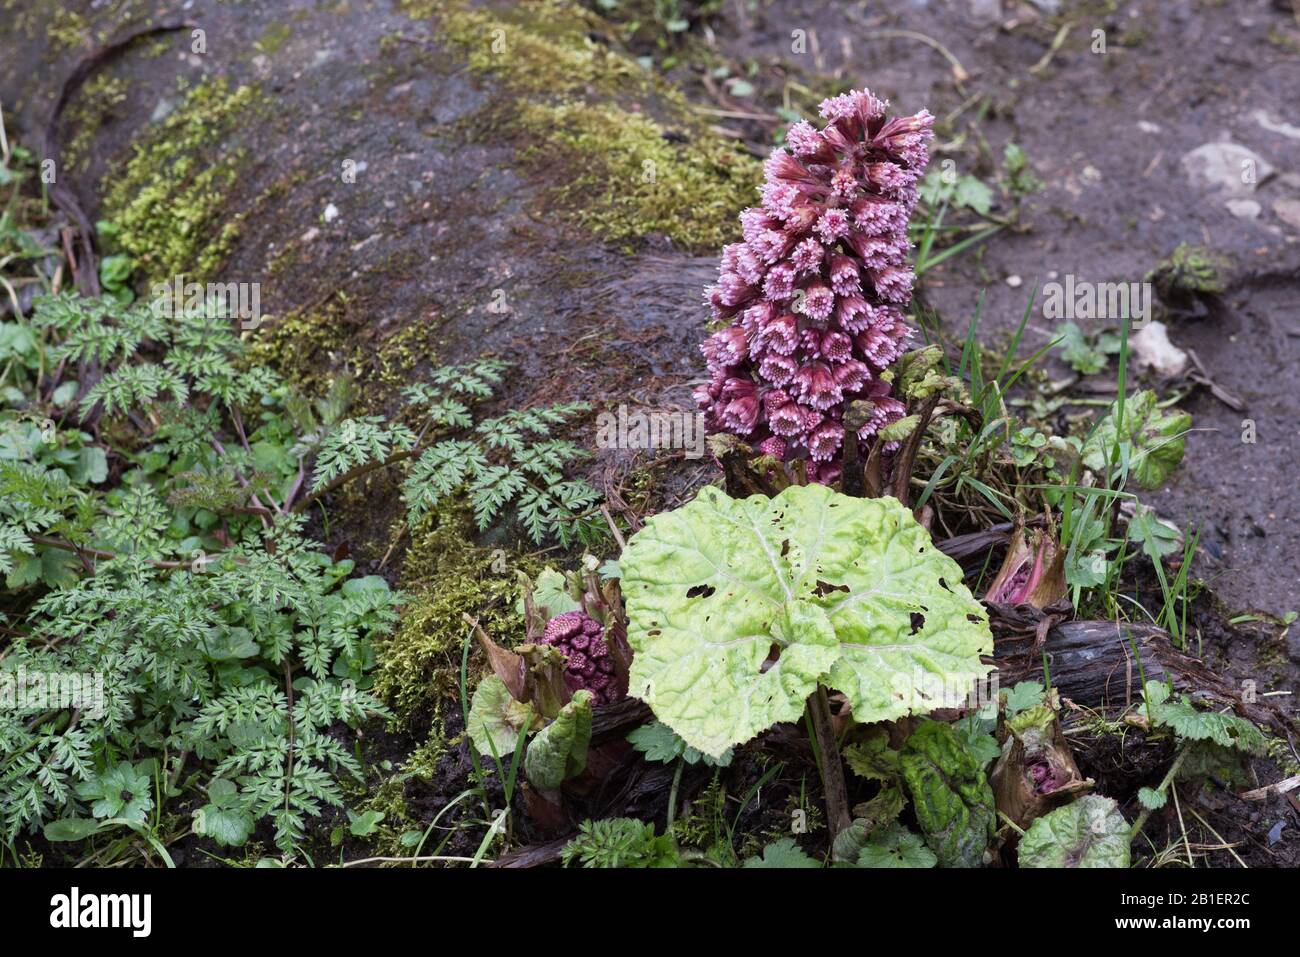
[245,295,352,397]
[100,78,262,284]
[64,74,129,173]
[48,9,90,53]
[519,99,757,251]
[428,0,760,251]
[374,508,534,726]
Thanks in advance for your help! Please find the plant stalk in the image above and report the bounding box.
[1129,743,1189,841]
[807,684,852,845]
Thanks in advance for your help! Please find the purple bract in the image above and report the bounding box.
[541,611,621,706]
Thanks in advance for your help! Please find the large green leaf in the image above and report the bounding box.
[1018,795,1131,868]
[620,485,992,758]
[524,690,593,791]
[1082,390,1190,489]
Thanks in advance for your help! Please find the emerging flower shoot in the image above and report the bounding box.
[696,89,933,483]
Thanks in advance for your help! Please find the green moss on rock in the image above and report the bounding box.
[64,74,129,173]
[375,508,534,725]
[100,78,261,283]
[519,99,756,251]
[427,0,760,251]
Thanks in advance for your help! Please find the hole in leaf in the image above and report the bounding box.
[967,614,982,624]
[814,579,849,596]
[780,539,790,557]
[686,584,716,599]
[909,612,926,634]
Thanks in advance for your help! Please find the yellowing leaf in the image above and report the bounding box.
[621,485,993,758]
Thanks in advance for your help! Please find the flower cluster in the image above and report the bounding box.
[541,611,621,706]
[695,89,933,484]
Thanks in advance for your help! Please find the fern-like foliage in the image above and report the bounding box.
[309,416,416,492]
[30,294,277,417]
[1,517,397,850]
[402,396,600,545]
[560,818,679,868]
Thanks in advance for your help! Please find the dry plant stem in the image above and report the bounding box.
[808,684,852,845]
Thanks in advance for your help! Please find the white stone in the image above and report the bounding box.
[1225,198,1261,219]
[1273,198,1300,232]
[1181,141,1274,196]
[1130,321,1189,378]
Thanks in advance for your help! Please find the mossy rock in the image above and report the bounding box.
[101,78,263,284]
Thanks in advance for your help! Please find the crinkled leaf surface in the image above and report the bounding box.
[621,485,992,758]
[1082,390,1190,489]
[468,675,539,758]
[524,690,592,791]
[1018,795,1131,868]
[900,720,995,868]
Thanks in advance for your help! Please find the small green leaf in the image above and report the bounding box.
[43,818,103,842]
[743,837,821,868]
[1082,390,1190,489]
[1128,505,1181,561]
[1137,787,1167,811]
[348,809,386,837]
[855,822,937,868]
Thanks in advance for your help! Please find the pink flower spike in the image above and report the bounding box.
[694,85,927,476]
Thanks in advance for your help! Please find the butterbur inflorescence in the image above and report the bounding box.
[695,89,933,484]
[542,611,620,706]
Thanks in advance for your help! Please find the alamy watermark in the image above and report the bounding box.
[150,274,262,329]
[595,404,706,459]
[1042,274,1151,329]
[890,668,1001,712]
[0,667,105,719]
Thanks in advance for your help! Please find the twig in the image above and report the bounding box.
[1238,773,1300,801]
[860,29,969,88]
[599,504,626,551]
